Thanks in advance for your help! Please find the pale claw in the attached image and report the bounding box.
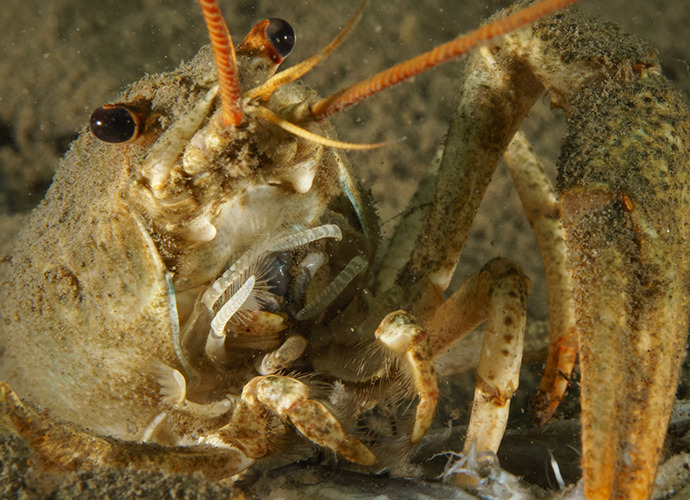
[223,375,377,466]
[256,375,377,465]
[0,382,253,480]
[375,311,438,443]
[258,335,308,375]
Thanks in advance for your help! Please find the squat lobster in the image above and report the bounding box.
[1,1,688,499]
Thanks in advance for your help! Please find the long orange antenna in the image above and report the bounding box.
[199,0,243,127]
[311,0,582,120]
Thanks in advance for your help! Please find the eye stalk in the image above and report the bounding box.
[237,18,295,69]
[89,104,144,144]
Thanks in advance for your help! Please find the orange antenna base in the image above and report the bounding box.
[199,0,243,127]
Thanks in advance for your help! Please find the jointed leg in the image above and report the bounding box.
[425,259,530,463]
[503,131,577,424]
[461,261,529,458]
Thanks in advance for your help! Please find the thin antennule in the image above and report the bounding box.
[199,0,243,126]
[244,0,369,101]
[311,0,582,120]
[253,105,390,150]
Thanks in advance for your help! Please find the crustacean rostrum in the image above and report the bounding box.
[1,0,689,498]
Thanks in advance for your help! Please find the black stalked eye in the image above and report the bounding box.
[265,18,295,59]
[89,105,140,143]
